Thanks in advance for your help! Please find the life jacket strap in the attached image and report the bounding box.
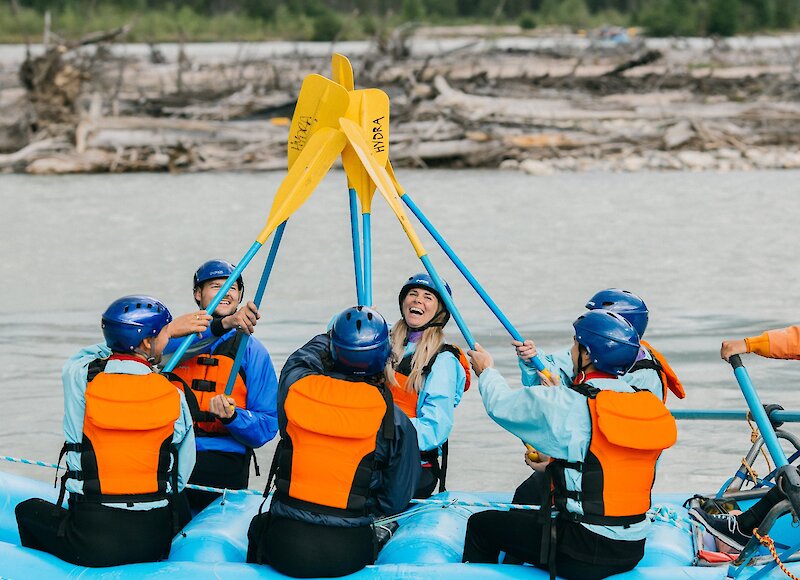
[198,356,219,367]
[264,439,283,498]
[420,440,449,493]
[163,372,217,427]
[191,379,217,392]
[629,358,661,373]
[273,489,368,519]
[250,448,261,477]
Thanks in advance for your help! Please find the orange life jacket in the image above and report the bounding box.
[391,343,471,418]
[549,386,677,525]
[60,364,180,504]
[272,374,393,517]
[169,333,248,435]
[629,339,686,402]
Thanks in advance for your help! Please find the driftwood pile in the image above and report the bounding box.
[1,28,800,174]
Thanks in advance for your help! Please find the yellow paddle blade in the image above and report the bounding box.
[339,117,426,258]
[288,74,349,168]
[331,53,354,91]
[341,88,390,212]
[259,127,347,243]
[384,159,406,196]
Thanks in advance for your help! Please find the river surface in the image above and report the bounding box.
[1,168,799,497]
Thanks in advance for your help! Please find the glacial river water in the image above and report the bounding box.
[1,168,799,496]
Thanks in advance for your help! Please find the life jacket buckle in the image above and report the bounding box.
[198,357,219,367]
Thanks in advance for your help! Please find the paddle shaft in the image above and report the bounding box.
[223,221,287,396]
[338,118,477,349]
[362,212,372,306]
[400,191,548,372]
[348,188,365,304]
[671,409,800,422]
[729,355,789,467]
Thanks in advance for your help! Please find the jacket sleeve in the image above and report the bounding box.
[173,390,197,492]
[478,367,590,462]
[62,343,112,494]
[410,351,464,452]
[62,343,111,444]
[746,326,800,360]
[372,405,421,517]
[160,330,219,369]
[223,338,279,448]
[518,347,574,387]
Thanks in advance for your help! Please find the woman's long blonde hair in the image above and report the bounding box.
[388,314,446,394]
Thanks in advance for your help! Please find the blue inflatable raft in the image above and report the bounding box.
[2,468,799,579]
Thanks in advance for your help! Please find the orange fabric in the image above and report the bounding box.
[745,333,771,356]
[84,372,179,496]
[761,326,800,360]
[586,391,676,517]
[640,339,685,401]
[390,373,419,418]
[172,353,247,433]
[284,375,386,510]
[451,346,472,392]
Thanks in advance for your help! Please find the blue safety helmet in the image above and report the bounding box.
[330,306,391,376]
[101,295,173,353]
[193,259,244,297]
[585,288,648,338]
[398,273,452,327]
[572,309,640,376]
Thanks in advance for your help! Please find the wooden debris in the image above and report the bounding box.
[2,29,800,173]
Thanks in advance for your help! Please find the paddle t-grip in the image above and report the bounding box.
[729,354,743,369]
[525,443,541,463]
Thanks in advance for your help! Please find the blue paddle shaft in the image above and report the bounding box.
[419,254,475,349]
[348,188,365,305]
[401,192,547,372]
[671,409,800,422]
[729,355,789,467]
[363,212,372,307]
[224,222,287,396]
[162,241,263,374]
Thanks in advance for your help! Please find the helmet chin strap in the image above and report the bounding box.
[572,346,593,384]
[134,339,160,369]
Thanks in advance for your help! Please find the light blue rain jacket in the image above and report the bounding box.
[519,347,662,398]
[403,340,467,454]
[479,367,651,542]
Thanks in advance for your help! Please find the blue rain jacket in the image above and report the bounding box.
[270,334,420,527]
[165,329,279,455]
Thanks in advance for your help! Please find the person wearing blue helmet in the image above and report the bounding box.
[463,310,676,579]
[247,306,419,578]
[511,289,684,508]
[15,296,207,567]
[516,289,684,403]
[389,273,469,498]
[165,258,279,510]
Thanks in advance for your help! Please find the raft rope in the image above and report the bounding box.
[0,455,678,518]
[753,529,800,580]
[1,454,546,510]
[741,416,775,486]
